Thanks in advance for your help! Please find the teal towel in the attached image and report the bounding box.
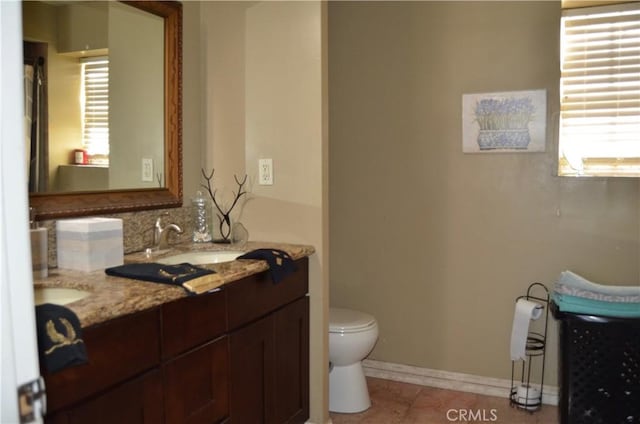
[553,292,640,318]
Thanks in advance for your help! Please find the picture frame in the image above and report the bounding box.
[462,89,547,153]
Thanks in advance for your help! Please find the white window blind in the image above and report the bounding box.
[559,3,640,177]
[81,57,109,158]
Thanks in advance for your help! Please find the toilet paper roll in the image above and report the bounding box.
[510,299,543,361]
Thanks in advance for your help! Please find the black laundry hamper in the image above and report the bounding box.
[551,302,640,424]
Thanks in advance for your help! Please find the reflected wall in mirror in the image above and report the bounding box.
[26,1,182,219]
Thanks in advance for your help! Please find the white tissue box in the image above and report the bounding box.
[57,217,124,272]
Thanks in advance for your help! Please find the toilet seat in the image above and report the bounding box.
[329,308,377,334]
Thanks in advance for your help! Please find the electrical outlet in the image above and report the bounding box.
[142,158,153,182]
[258,158,273,185]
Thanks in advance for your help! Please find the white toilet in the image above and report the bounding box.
[329,307,379,413]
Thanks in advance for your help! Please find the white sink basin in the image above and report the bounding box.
[157,250,244,265]
[34,287,90,306]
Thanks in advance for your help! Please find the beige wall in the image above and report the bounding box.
[329,1,640,387]
[182,2,204,196]
[199,2,329,422]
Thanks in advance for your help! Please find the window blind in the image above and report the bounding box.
[81,57,109,158]
[559,3,640,176]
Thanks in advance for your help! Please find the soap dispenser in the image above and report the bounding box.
[29,207,48,279]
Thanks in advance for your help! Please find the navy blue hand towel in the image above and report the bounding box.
[237,249,296,284]
[105,262,223,294]
[35,303,88,374]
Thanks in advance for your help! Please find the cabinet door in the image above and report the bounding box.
[163,336,229,424]
[274,297,309,424]
[229,315,276,424]
[45,369,163,424]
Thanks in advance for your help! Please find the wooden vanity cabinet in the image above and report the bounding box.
[228,258,310,424]
[43,257,309,424]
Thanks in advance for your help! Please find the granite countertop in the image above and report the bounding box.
[34,241,315,328]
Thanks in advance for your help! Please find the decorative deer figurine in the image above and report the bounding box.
[201,168,248,243]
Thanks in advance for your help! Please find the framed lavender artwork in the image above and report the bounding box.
[462,89,547,153]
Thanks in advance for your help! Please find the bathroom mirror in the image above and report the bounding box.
[25,0,182,220]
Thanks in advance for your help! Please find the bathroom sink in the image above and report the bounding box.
[34,287,90,306]
[157,250,244,265]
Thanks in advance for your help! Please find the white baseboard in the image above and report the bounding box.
[362,359,559,406]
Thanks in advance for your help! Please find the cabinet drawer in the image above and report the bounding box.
[44,308,161,413]
[227,257,308,330]
[45,369,163,424]
[161,288,227,358]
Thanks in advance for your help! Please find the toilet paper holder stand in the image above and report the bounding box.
[509,282,549,413]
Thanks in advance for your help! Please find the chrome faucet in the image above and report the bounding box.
[153,213,183,250]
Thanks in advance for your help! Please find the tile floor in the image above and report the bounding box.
[329,377,558,424]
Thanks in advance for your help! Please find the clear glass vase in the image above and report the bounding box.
[192,191,212,243]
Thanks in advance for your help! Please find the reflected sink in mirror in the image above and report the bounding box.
[34,287,91,306]
[157,251,245,265]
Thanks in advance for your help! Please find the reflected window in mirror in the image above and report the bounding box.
[81,56,110,166]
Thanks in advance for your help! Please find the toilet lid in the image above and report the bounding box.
[329,308,376,332]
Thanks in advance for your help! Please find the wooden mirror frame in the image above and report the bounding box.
[29,1,182,220]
